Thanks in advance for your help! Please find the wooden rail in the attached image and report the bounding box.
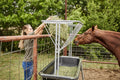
[0,34,51,80]
[82,60,118,65]
[0,34,51,42]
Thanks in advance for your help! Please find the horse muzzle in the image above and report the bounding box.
[74,41,79,46]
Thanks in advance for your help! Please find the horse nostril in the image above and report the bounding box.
[73,40,75,43]
[74,41,78,44]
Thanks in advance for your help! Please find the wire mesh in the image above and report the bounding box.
[72,43,119,69]
[0,37,119,80]
[0,36,55,80]
[0,23,119,80]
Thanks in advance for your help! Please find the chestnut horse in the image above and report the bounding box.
[74,25,120,66]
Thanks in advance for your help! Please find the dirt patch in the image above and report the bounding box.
[79,69,120,80]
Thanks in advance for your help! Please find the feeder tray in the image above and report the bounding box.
[39,56,82,80]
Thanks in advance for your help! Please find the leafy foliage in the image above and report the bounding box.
[0,0,120,59]
[0,0,65,35]
[0,0,65,51]
[68,0,120,32]
[67,0,120,59]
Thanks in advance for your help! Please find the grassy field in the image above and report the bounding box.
[0,53,119,80]
[0,53,54,80]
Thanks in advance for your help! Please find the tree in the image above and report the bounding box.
[68,0,120,32]
[0,0,65,51]
[68,0,120,59]
[0,0,65,36]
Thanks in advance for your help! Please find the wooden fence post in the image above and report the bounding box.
[33,38,37,80]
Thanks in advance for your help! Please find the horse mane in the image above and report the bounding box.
[94,29,120,53]
[100,30,120,41]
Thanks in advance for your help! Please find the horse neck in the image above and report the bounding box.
[94,29,120,53]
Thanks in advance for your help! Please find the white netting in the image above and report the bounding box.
[60,23,82,50]
[43,20,82,50]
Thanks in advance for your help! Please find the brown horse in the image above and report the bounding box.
[74,25,120,66]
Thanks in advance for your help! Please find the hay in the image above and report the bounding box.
[48,16,69,41]
[58,66,77,77]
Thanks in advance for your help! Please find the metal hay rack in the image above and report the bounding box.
[39,20,84,80]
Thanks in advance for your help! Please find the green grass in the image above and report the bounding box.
[0,53,119,80]
[82,59,120,69]
[0,53,24,80]
[0,53,54,80]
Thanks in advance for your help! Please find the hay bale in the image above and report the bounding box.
[48,16,69,41]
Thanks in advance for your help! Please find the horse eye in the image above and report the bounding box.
[84,33,88,35]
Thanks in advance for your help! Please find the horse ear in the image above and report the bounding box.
[95,25,98,29]
[92,26,95,31]
[92,25,98,31]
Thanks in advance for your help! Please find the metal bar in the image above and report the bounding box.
[44,25,55,45]
[57,24,61,75]
[80,60,84,80]
[54,24,58,74]
[33,38,37,80]
[41,20,81,24]
[82,60,118,65]
[0,34,51,42]
[69,26,73,56]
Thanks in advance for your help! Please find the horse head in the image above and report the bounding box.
[74,25,98,45]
